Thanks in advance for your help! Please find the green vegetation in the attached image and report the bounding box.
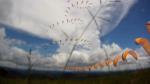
[0,69,150,84]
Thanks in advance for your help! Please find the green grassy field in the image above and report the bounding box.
[0,69,150,84]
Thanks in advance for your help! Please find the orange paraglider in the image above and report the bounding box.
[65,48,140,71]
[135,37,150,56]
[113,55,122,66]
[122,49,138,61]
[94,61,105,69]
[89,65,96,71]
[105,59,113,66]
[146,21,150,34]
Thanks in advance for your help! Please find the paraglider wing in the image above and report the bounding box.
[128,50,138,60]
[122,50,129,61]
[105,59,113,66]
[89,65,95,71]
[94,62,104,68]
[122,49,138,61]
[135,38,150,56]
[135,38,148,46]
[113,55,122,67]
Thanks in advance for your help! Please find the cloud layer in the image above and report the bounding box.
[0,28,121,68]
[1,0,149,71]
[0,0,137,52]
[0,28,150,71]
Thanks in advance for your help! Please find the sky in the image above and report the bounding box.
[0,0,150,71]
[102,0,150,49]
[2,0,150,53]
[4,25,58,55]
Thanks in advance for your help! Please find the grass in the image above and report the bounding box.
[0,69,150,84]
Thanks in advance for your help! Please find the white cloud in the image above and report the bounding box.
[1,0,148,71]
[136,47,149,56]
[0,28,150,71]
[0,28,120,69]
[0,0,137,53]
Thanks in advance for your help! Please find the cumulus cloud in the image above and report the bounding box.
[0,0,13,22]
[0,28,120,70]
[1,0,149,71]
[0,28,150,71]
[0,0,137,52]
